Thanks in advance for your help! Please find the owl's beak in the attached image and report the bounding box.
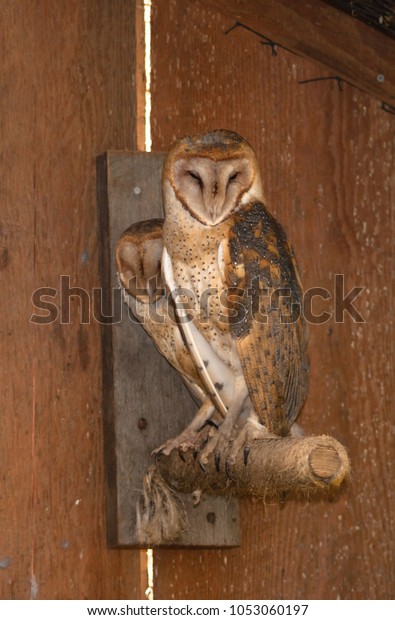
[203,175,227,224]
[207,200,225,225]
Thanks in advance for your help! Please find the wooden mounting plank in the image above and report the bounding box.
[196,0,395,104]
[97,151,240,548]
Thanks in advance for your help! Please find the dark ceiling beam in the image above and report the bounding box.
[197,0,395,104]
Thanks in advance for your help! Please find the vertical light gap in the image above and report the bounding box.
[144,0,152,152]
[30,370,37,598]
[143,0,154,600]
[145,548,154,600]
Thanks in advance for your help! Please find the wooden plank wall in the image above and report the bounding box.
[0,0,143,599]
[151,0,394,599]
[1,0,393,601]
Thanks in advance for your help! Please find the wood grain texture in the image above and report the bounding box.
[197,0,395,104]
[0,0,142,599]
[151,0,394,600]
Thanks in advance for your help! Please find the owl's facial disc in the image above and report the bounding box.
[116,238,164,304]
[173,156,254,225]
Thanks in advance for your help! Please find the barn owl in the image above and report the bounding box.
[161,129,308,466]
[116,218,256,457]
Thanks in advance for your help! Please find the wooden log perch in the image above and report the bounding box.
[155,433,350,500]
[135,432,350,545]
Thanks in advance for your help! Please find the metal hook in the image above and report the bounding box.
[299,76,344,92]
[381,101,395,115]
[224,20,291,56]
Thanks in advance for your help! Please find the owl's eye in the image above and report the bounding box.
[228,171,239,183]
[188,170,203,188]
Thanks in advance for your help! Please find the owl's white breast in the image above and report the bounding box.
[162,192,243,377]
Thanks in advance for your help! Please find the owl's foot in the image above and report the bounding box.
[226,418,269,467]
[153,422,214,459]
[153,430,198,457]
[153,399,219,458]
[222,420,301,473]
[197,422,234,473]
[202,417,264,474]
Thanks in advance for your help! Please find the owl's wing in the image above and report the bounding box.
[220,201,308,436]
[162,246,228,418]
[116,220,207,404]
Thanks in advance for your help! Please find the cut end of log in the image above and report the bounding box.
[309,446,341,478]
[308,442,350,487]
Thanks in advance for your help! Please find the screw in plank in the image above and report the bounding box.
[137,417,148,430]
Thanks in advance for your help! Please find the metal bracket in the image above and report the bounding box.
[97,151,240,548]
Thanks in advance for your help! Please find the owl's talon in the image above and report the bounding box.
[225,457,234,480]
[244,444,250,465]
[205,419,219,430]
[214,451,221,472]
[279,491,288,504]
[199,460,207,473]
[199,434,210,450]
[178,449,187,462]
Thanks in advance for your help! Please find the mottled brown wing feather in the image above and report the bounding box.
[224,202,308,436]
